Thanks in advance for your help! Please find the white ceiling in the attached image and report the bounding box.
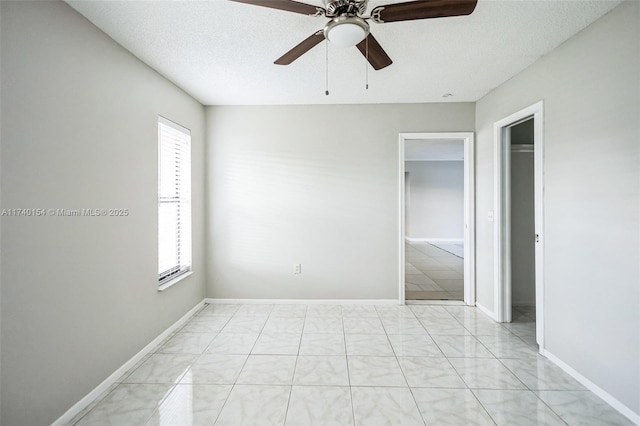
[405,139,464,161]
[66,0,621,106]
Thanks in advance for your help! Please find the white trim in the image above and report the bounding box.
[533,104,545,351]
[406,300,465,306]
[493,101,545,352]
[52,300,205,426]
[158,115,191,135]
[399,137,406,305]
[404,171,411,245]
[475,302,498,321]
[204,298,398,305]
[463,132,476,308]
[542,349,640,425]
[158,271,193,292]
[493,122,512,323]
[405,158,464,162]
[405,238,464,244]
[399,132,475,307]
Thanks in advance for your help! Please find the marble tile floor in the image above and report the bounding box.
[70,303,633,426]
[406,242,464,301]
[430,242,464,258]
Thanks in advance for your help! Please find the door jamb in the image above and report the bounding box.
[398,132,475,306]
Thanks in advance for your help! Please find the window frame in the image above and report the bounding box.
[157,116,192,290]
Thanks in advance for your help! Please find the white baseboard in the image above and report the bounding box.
[475,302,498,321]
[52,300,205,426]
[474,304,638,423]
[541,349,640,425]
[204,298,398,305]
[406,300,465,306]
[405,238,464,244]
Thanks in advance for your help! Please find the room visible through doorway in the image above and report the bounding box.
[405,241,464,300]
[398,132,475,305]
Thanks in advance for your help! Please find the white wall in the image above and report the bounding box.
[405,161,464,240]
[0,2,205,424]
[475,0,639,416]
[206,103,475,299]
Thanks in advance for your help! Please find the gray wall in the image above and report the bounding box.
[0,0,3,417]
[0,2,206,424]
[206,104,475,299]
[405,161,464,240]
[510,119,534,145]
[475,0,639,414]
[510,150,535,306]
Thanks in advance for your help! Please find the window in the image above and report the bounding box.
[158,116,191,287]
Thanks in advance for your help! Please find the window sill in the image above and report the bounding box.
[158,271,193,292]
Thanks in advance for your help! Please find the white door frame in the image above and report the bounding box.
[398,132,475,306]
[493,101,545,351]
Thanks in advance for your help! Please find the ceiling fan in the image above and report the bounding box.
[229,0,478,70]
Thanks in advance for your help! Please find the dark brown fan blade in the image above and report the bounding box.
[228,0,325,16]
[356,33,392,70]
[370,0,477,23]
[275,31,325,65]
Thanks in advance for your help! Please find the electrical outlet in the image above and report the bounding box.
[487,211,494,221]
[294,264,302,274]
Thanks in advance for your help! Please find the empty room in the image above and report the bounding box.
[1,0,638,425]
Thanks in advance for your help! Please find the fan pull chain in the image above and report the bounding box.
[325,40,330,96]
[365,36,369,90]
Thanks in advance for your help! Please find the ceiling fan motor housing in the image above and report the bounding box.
[325,0,368,17]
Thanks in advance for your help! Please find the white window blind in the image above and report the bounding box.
[158,116,192,285]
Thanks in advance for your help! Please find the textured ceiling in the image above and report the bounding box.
[66,0,621,106]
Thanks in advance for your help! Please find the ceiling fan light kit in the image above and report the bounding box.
[229,0,477,70]
[324,16,369,47]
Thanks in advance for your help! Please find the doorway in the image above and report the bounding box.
[398,133,475,306]
[493,101,544,351]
